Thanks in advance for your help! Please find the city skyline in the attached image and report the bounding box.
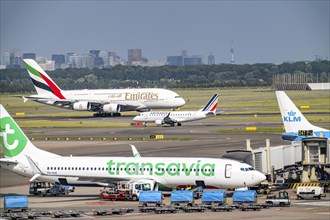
[1,1,329,64]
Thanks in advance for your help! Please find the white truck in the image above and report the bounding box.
[297,186,325,200]
[101,180,158,201]
[265,191,291,207]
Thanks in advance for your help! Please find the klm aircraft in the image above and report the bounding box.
[276,91,329,141]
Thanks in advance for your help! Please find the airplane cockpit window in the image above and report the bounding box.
[175,96,181,98]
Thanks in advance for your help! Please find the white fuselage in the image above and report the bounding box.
[133,111,208,123]
[32,88,185,111]
[3,156,266,189]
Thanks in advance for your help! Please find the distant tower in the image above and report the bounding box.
[230,40,235,64]
[208,52,215,65]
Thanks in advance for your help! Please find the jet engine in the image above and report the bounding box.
[155,120,164,125]
[103,104,121,113]
[73,101,91,111]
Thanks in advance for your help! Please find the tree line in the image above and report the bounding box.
[0,60,329,93]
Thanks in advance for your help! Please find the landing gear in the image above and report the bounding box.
[177,123,182,126]
[93,112,121,117]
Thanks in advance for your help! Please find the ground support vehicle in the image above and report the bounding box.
[93,210,112,216]
[111,208,134,215]
[29,182,74,197]
[211,204,233,212]
[52,210,83,218]
[232,190,258,209]
[99,190,130,201]
[171,190,194,207]
[297,186,326,200]
[202,190,227,208]
[139,190,163,207]
[154,207,178,214]
[182,205,206,213]
[240,204,262,211]
[100,180,157,201]
[265,191,291,207]
[117,180,157,201]
[4,196,28,213]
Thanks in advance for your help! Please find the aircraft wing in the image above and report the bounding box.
[0,158,19,165]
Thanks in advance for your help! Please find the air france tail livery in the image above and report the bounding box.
[133,94,220,126]
[0,105,265,189]
[22,59,185,116]
[276,91,329,141]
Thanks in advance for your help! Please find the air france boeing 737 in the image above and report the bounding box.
[276,91,329,141]
[133,94,220,126]
[22,59,185,116]
[0,105,265,189]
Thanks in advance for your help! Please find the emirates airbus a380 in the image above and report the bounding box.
[21,59,185,116]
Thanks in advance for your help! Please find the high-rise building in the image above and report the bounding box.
[208,53,215,65]
[167,50,203,66]
[128,49,143,65]
[167,56,184,66]
[66,53,76,64]
[89,50,104,68]
[184,56,202,66]
[52,54,65,69]
[99,50,109,68]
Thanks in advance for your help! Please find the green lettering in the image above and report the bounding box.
[125,162,139,175]
[107,160,115,175]
[116,162,126,175]
[167,163,180,176]
[182,163,195,176]
[141,163,153,175]
[196,160,201,176]
[201,163,215,176]
[155,163,165,176]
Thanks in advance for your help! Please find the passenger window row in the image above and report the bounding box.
[46,167,215,172]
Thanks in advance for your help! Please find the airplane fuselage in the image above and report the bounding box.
[30,88,185,112]
[133,111,208,123]
[2,156,265,189]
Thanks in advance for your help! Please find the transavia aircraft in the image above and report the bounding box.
[0,105,266,189]
[276,91,329,141]
[21,59,185,116]
[133,94,220,126]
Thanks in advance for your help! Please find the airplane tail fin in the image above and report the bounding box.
[0,105,58,159]
[275,91,325,133]
[23,59,66,99]
[199,94,219,115]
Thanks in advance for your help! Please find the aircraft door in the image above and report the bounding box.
[225,164,232,178]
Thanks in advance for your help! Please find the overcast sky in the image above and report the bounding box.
[1,0,329,64]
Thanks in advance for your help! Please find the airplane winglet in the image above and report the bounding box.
[22,96,29,103]
[130,145,141,158]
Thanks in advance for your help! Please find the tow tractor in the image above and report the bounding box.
[29,182,74,197]
[265,191,291,207]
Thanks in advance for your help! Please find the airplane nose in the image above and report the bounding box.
[178,98,186,107]
[255,171,267,183]
[133,116,138,121]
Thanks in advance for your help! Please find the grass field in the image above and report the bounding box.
[0,88,329,128]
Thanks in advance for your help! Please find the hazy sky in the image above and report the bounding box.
[1,0,329,64]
